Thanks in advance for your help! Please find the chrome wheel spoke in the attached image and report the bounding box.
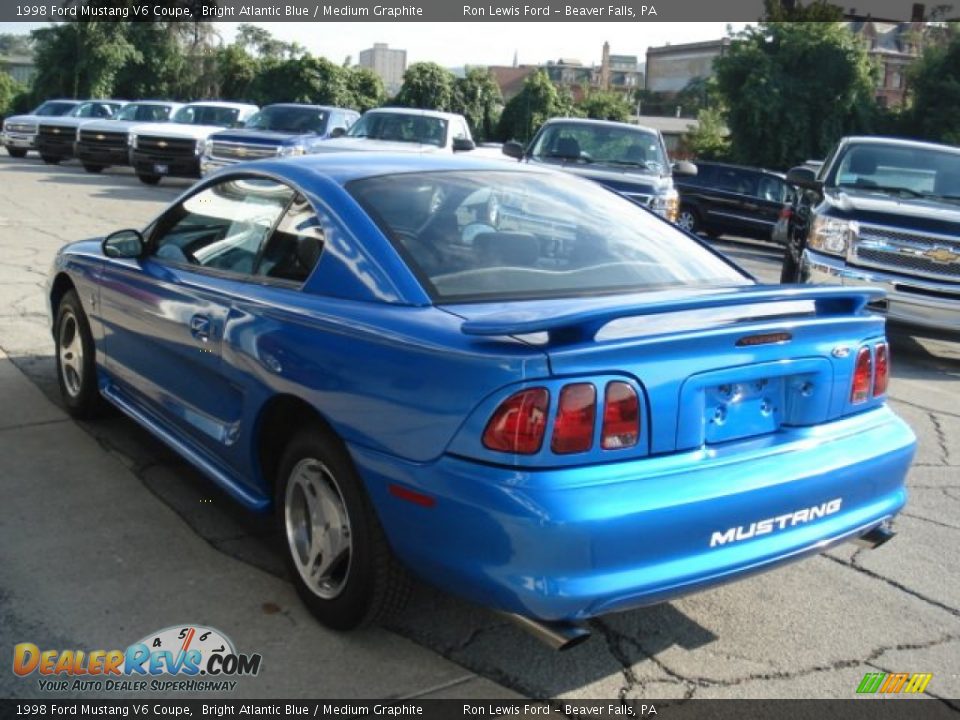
[58,313,84,397]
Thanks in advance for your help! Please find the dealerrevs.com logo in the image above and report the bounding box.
[13,625,262,693]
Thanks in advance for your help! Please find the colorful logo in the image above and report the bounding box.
[857,672,932,695]
[13,625,261,693]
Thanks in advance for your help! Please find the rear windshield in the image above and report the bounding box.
[173,105,241,126]
[245,106,328,133]
[117,104,174,122]
[33,101,78,117]
[828,142,960,199]
[348,170,748,302]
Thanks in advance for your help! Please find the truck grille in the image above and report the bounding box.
[5,122,35,134]
[137,135,196,156]
[79,129,127,147]
[209,141,279,161]
[38,124,72,139]
[853,224,960,283]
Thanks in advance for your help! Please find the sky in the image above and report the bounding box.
[0,21,743,68]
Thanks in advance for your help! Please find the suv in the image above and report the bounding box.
[674,161,795,240]
[315,108,476,154]
[785,136,960,334]
[1,99,82,158]
[502,118,695,222]
[76,101,183,173]
[128,101,258,185]
[201,103,360,174]
[34,100,127,165]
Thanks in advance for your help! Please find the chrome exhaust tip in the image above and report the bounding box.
[854,525,896,549]
[502,612,591,651]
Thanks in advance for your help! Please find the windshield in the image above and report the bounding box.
[346,112,447,147]
[33,101,79,117]
[244,106,328,133]
[530,122,669,175]
[349,170,747,302]
[173,105,241,126]
[829,142,960,200]
[116,103,174,122]
[68,102,121,119]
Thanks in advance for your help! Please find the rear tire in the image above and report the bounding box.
[54,290,105,419]
[138,174,161,185]
[83,163,104,174]
[6,147,27,158]
[276,426,411,630]
[41,155,61,165]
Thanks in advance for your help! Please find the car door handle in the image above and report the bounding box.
[190,314,212,342]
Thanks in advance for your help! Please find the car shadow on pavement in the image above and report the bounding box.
[886,327,960,376]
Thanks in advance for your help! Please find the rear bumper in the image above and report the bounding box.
[2,131,36,149]
[131,150,201,178]
[801,249,960,334]
[75,143,129,167]
[36,136,76,158]
[353,405,915,621]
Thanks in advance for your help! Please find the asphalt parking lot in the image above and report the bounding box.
[0,155,958,702]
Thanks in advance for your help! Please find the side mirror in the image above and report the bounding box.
[786,166,821,191]
[103,229,145,259]
[502,140,525,160]
[672,161,698,177]
[330,127,346,139]
[452,137,476,152]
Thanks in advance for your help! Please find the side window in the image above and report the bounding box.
[758,176,786,203]
[452,119,470,140]
[255,195,326,284]
[151,178,294,276]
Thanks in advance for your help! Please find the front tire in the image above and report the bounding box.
[676,207,700,235]
[276,427,411,630]
[55,290,105,419]
[138,174,161,185]
[41,155,61,165]
[83,163,104,174]
[6,147,27,158]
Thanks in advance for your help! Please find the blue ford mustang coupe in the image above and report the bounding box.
[48,154,915,648]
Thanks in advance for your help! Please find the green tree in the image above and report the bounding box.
[577,90,632,121]
[113,22,188,100]
[762,0,843,21]
[31,22,139,99]
[0,72,25,119]
[215,44,259,101]
[683,106,731,160]
[235,23,303,61]
[713,22,878,169]
[497,69,577,142]
[905,25,960,143]
[452,67,503,141]
[395,62,457,110]
[344,66,386,112]
[249,54,349,106]
[0,33,33,57]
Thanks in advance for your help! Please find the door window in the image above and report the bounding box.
[255,195,327,283]
[151,178,294,276]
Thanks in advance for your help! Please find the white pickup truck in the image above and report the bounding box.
[315,107,476,154]
[1,99,82,158]
[128,101,258,185]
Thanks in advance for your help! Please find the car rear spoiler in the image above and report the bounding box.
[460,285,885,342]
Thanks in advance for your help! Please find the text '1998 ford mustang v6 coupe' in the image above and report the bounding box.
[47,154,915,649]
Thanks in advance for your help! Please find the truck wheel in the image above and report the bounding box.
[6,147,27,159]
[83,164,104,174]
[138,174,161,186]
[276,425,412,630]
[41,155,61,165]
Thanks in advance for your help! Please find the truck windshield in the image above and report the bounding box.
[244,106,328,133]
[173,105,241,126]
[116,104,173,122]
[830,142,960,200]
[347,112,447,147]
[348,170,747,302]
[530,122,668,175]
[32,101,79,117]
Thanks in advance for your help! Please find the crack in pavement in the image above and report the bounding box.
[928,412,953,466]
[891,396,960,420]
[901,511,960,532]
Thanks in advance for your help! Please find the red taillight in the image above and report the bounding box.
[851,346,873,404]
[874,342,889,396]
[482,388,549,454]
[602,382,640,449]
[551,383,596,454]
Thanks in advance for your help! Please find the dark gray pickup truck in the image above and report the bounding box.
[783,136,960,334]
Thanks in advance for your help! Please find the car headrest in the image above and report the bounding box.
[848,150,877,176]
[555,136,581,159]
[297,234,324,273]
[475,232,540,267]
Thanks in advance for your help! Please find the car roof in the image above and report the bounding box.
[542,117,661,134]
[183,100,258,111]
[259,152,550,185]
[362,107,464,121]
[841,135,960,155]
[693,160,787,179]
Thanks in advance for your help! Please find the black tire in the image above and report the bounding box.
[83,163,104,174]
[276,426,411,630]
[138,174,161,185]
[676,206,700,235]
[54,290,105,419]
[780,248,801,283]
[5,147,27,159]
[41,155,61,165]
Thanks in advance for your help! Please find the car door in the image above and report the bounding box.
[97,176,295,457]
